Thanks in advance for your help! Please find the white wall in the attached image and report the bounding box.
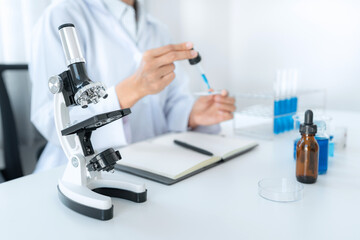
[146,0,231,92]
[146,0,360,111]
[0,0,52,63]
[1,0,359,111]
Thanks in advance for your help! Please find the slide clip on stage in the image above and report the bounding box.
[48,23,147,220]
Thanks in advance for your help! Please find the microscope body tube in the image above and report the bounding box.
[57,23,107,108]
[58,24,91,91]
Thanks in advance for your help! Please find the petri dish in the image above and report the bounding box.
[258,178,303,202]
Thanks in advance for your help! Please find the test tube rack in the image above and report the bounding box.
[233,89,327,140]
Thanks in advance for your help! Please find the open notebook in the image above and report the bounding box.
[115,132,258,185]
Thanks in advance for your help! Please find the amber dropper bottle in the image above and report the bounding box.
[296,110,319,184]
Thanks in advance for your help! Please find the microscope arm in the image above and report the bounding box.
[53,92,81,161]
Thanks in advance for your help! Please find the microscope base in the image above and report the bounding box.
[57,179,147,221]
[58,185,114,220]
[93,187,147,203]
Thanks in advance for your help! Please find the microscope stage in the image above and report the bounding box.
[61,108,131,136]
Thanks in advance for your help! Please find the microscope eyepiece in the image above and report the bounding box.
[58,24,85,66]
[58,23,75,30]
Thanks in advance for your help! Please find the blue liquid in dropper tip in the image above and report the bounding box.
[201,74,211,91]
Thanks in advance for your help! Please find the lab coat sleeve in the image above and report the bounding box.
[29,2,128,153]
[163,63,194,132]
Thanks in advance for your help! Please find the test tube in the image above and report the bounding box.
[280,70,287,133]
[291,69,298,113]
[285,70,293,131]
[290,69,298,130]
[274,71,281,134]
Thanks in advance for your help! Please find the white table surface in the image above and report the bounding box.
[0,110,359,240]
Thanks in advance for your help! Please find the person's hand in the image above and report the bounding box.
[188,90,236,128]
[115,42,197,108]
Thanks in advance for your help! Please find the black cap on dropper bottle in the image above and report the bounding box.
[188,48,201,65]
[300,110,317,135]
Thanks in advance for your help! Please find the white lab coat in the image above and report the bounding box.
[30,0,219,172]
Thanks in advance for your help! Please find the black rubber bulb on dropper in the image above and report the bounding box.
[304,110,313,125]
[188,48,201,65]
[300,109,317,135]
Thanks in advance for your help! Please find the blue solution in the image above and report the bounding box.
[293,138,300,160]
[280,116,286,133]
[316,137,329,174]
[329,135,334,157]
[278,99,285,133]
[273,118,279,134]
[285,98,291,131]
[274,96,296,134]
[273,100,280,134]
[201,74,211,91]
[291,97,298,113]
[276,117,283,134]
[289,115,294,130]
[289,97,297,131]
[287,115,292,131]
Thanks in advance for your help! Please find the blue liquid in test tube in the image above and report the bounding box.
[273,72,281,134]
[274,100,280,134]
[289,97,298,130]
[278,99,285,133]
[285,98,291,131]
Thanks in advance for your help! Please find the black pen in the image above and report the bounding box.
[173,139,213,156]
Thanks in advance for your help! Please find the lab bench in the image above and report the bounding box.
[0,110,359,240]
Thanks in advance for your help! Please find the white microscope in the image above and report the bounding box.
[48,23,147,220]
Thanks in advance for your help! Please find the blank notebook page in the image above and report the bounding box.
[117,132,256,179]
[172,132,256,157]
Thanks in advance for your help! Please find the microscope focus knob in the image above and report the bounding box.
[48,75,63,94]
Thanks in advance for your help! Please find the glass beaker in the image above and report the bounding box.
[315,121,329,174]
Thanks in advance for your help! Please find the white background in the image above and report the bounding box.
[147,0,360,111]
[0,0,360,111]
